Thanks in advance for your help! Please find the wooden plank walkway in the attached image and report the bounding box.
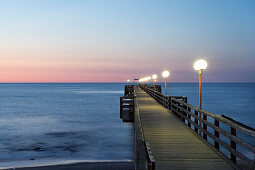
[135,87,234,170]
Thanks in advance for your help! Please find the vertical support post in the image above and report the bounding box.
[182,106,185,122]
[165,77,167,95]
[120,97,123,118]
[194,110,198,133]
[203,113,207,140]
[180,101,185,122]
[131,97,134,122]
[199,111,202,135]
[177,102,180,119]
[184,97,187,103]
[164,96,167,108]
[230,127,236,163]
[165,96,168,108]
[153,80,156,98]
[187,107,191,127]
[199,70,202,110]
[168,97,171,110]
[182,98,187,123]
[171,98,174,114]
[198,70,202,136]
[214,119,219,149]
[163,96,165,107]
[184,97,191,127]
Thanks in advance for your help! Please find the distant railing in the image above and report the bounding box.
[140,85,187,110]
[139,84,255,170]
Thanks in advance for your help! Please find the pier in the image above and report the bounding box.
[121,85,255,170]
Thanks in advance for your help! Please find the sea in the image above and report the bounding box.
[0,83,254,168]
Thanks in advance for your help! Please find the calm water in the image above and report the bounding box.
[0,83,133,167]
[0,83,254,167]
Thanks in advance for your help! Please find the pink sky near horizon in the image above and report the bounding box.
[0,39,254,83]
[0,53,251,83]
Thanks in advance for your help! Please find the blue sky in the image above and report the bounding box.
[0,0,254,82]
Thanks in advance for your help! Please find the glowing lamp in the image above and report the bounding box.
[162,71,170,78]
[194,59,207,71]
[152,74,157,80]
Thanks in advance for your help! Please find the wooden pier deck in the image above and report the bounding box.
[134,87,234,170]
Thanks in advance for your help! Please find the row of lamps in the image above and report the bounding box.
[128,59,207,109]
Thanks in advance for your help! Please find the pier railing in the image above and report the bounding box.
[140,84,187,110]
[139,84,255,170]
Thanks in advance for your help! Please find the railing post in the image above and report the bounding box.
[163,96,166,108]
[183,98,188,123]
[166,96,168,109]
[199,111,202,136]
[120,97,123,118]
[203,112,207,140]
[168,97,171,110]
[214,119,219,149]
[182,105,185,122]
[194,110,198,133]
[177,101,184,122]
[166,97,168,108]
[187,107,191,127]
[171,99,176,115]
[165,96,167,109]
[180,99,186,123]
[230,127,236,163]
[177,101,180,118]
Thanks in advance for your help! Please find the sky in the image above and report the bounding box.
[0,0,255,83]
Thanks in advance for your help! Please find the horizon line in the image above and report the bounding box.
[0,82,255,84]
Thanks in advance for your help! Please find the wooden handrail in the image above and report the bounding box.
[171,99,255,169]
[172,98,255,137]
[172,103,255,153]
[171,106,252,166]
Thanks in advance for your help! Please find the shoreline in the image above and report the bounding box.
[1,160,134,170]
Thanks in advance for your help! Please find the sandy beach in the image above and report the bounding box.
[3,161,134,170]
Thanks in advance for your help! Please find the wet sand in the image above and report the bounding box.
[5,161,134,170]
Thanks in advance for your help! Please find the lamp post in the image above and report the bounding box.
[152,74,157,90]
[162,71,170,95]
[144,77,147,85]
[142,78,144,84]
[127,79,130,85]
[194,59,207,136]
[148,76,151,86]
[193,59,207,109]
[142,77,146,85]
